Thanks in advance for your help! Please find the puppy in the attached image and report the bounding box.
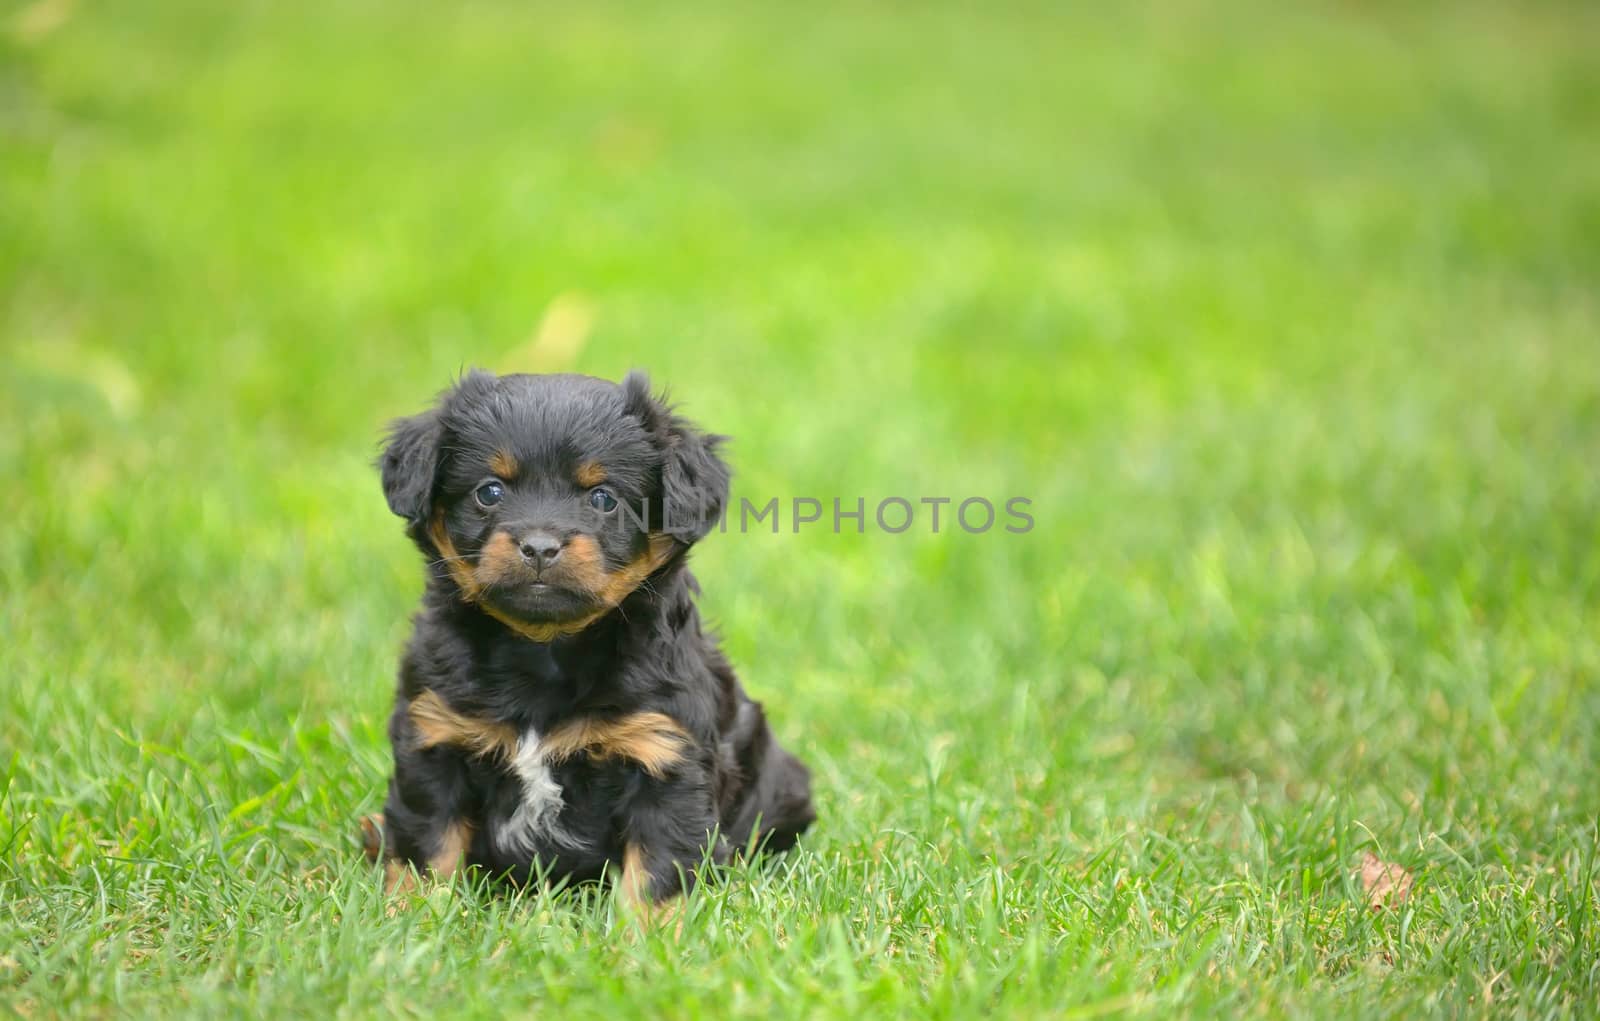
[364,370,814,908]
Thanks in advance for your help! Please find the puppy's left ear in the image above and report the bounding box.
[623,371,730,545]
[378,409,442,529]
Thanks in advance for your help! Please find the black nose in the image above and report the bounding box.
[518,532,563,569]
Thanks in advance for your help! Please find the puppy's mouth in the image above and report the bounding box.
[478,574,597,624]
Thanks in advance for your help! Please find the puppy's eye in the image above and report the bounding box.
[474,481,505,508]
[589,487,617,513]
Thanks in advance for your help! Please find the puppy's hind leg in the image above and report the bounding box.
[721,699,815,857]
[743,743,815,855]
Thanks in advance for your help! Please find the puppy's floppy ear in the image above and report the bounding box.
[622,370,730,545]
[379,408,442,527]
[379,370,500,529]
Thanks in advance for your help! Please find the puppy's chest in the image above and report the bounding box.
[434,651,692,864]
[475,721,626,861]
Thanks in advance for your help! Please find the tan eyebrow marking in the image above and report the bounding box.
[489,449,519,479]
[575,461,607,488]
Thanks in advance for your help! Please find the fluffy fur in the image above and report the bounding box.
[365,370,815,904]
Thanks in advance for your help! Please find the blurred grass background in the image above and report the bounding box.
[2,0,1598,1016]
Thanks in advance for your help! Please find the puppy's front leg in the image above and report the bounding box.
[380,705,479,895]
[614,767,726,911]
[381,766,476,894]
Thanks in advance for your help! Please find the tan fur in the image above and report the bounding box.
[591,533,678,607]
[360,813,386,864]
[381,818,473,895]
[428,513,481,598]
[613,843,684,928]
[543,711,691,779]
[410,689,689,778]
[428,819,474,878]
[561,533,606,586]
[575,461,607,488]
[489,449,519,479]
[479,605,580,643]
[617,842,650,909]
[408,690,518,762]
[474,531,524,587]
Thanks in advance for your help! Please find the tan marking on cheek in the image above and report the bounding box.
[593,533,678,606]
[428,512,480,599]
[488,449,519,479]
[474,531,523,588]
[575,461,607,488]
[559,533,608,593]
[408,689,518,763]
[543,711,692,780]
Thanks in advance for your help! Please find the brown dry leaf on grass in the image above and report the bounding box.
[1359,851,1415,910]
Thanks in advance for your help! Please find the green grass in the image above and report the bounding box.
[3,0,1599,1016]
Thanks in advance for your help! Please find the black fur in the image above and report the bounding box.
[373,370,814,901]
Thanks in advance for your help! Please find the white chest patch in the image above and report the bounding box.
[493,727,585,855]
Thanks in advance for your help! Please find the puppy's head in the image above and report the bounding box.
[379,370,729,641]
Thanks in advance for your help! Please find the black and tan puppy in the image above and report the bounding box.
[363,370,814,908]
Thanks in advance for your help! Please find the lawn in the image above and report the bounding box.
[3,0,1598,1016]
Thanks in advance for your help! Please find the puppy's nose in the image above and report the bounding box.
[518,531,564,570]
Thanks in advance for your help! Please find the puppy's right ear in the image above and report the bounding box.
[379,409,441,527]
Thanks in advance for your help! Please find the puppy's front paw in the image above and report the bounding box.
[359,813,387,864]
